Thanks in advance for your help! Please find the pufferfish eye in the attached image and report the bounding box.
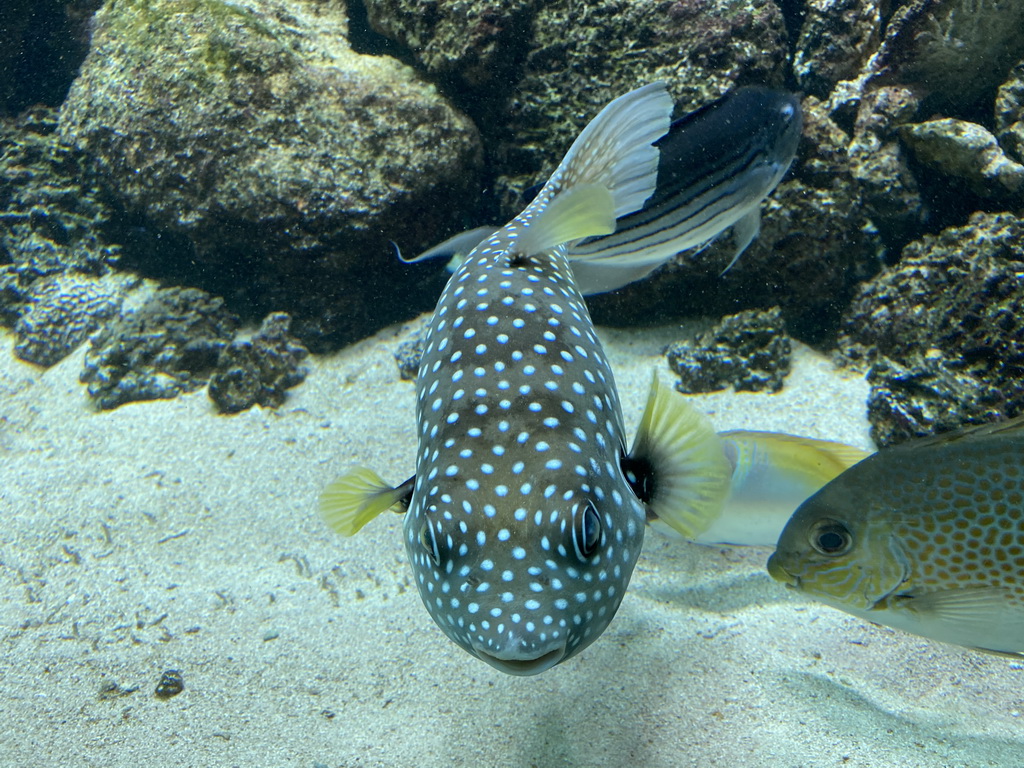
[419,521,443,566]
[808,518,852,556]
[572,500,602,560]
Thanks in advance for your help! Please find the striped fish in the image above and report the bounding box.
[319,82,734,676]
[407,86,802,295]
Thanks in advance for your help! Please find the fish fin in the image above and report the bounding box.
[719,430,871,477]
[570,258,669,295]
[898,587,1024,650]
[904,413,1024,450]
[318,469,413,536]
[720,208,761,275]
[550,81,673,220]
[399,226,501,266]
[517,184,618,254]
[628,371,732,539]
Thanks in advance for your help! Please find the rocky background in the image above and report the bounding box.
[0,0,1022,440]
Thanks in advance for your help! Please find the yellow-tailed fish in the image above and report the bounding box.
[319,82,732,676]
[405,86,803,294]
[650,430,870,547]
[768,417,1024,657]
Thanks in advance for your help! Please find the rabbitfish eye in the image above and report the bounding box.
[572,501,602,560]
[809,518,852,556]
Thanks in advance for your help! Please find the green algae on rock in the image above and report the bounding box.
[666,307,792,394]
[57,0,482,350]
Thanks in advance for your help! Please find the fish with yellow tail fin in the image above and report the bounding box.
[319,82,733,676]
[670,431,870,547]
[768,417,1024,657]
[627,391,870,547]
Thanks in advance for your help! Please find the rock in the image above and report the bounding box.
[362,0,533,96]
[793,0,882,99]
[208,312,310,413]
[666,307,791,393]
[14,272,134,366]
[865,352,1006,447]
[81,286,240,410]
[393,334,424,382]
[58,0,482,350]
[839,212,1024,438]
[864,0,1024,114]
[899,118,1024,202]
[995,60,1024,165]
[0,107,122,282]
[845,85,925,247]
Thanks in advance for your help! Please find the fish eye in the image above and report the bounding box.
[780,102,796,121]
[419,521,443,566]
[808,519,852,556]
[572,501,602,560]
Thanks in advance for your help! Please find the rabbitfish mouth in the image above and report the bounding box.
[766,555,799,588]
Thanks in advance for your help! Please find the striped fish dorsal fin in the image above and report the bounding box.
[319,468,413,536]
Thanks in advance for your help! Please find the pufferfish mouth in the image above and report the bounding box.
[475,646,565,677]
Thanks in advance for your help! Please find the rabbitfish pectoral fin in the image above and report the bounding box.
[626,371,732,539]
[897,587,1024,656]
[319,468,414,536]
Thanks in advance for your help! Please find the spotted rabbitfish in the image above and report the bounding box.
[768,417,1024,657]
[320,82,732,676]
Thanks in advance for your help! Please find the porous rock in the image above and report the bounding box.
[208,312,309,413]
[81,286,240,409]
[666,307,791,394]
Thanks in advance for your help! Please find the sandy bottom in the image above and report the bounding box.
[1,318,1022,768]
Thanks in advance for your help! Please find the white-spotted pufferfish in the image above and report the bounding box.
[320,82,736,675]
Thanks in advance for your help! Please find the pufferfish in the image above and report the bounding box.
[319,82,734,676]
[768,417,1024,657]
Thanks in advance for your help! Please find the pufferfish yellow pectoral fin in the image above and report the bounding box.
[318,468,413,536]
[628,371,733,540]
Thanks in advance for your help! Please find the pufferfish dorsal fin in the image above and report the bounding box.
[626,371,732,539]
[516,184,617,255]
[319,469,414,536]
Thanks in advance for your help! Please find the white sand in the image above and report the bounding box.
[1,319,1022,768]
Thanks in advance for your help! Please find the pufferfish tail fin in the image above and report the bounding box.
[626,372,733,540]
[518,82,674,255]
[318,468,414,536]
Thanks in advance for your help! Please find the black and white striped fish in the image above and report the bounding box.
[408,86,802,294]
[319,82,739,676]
